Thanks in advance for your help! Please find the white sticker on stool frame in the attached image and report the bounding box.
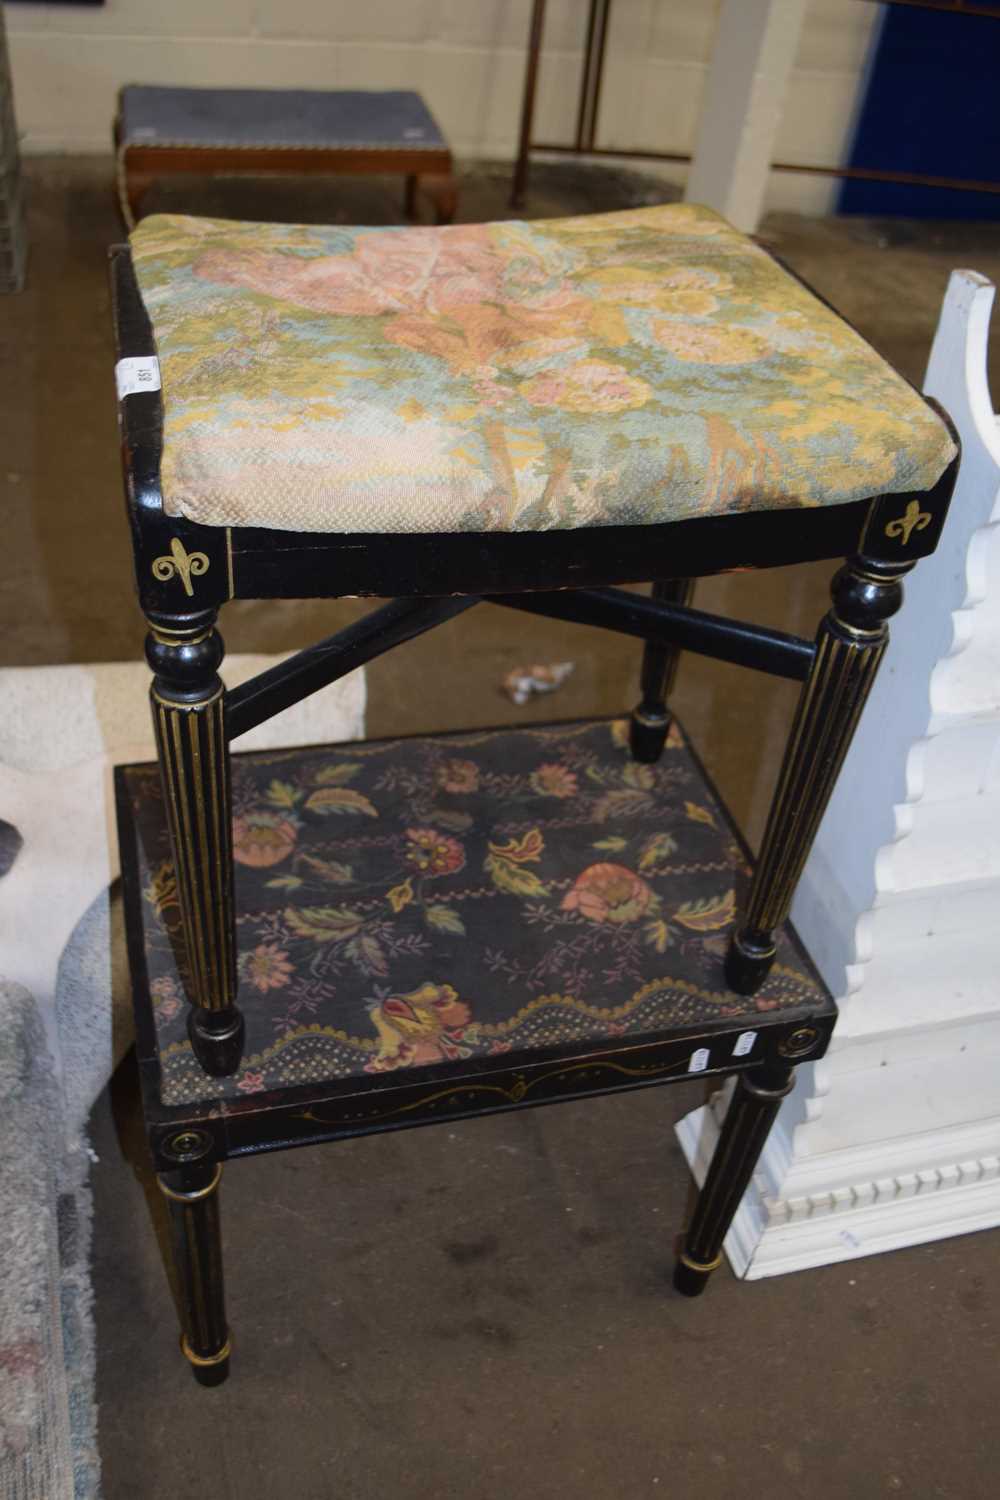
[688,1047,710,1073]
[732,1030,757,1057]
[115,355,161,400]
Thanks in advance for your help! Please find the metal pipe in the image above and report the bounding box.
[511,0,548,210]
[531,142,1000,198]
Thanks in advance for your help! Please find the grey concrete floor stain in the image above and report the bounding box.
[6,156,999,1498]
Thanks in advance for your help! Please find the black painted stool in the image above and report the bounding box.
[109,203,959,1384]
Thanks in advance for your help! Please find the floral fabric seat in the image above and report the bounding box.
[120,718,828,1109]
[129,203,955,536]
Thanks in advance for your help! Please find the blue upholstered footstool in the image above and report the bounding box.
[114,84,457,228]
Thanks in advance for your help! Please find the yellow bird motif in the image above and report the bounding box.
[367,982,475,1072]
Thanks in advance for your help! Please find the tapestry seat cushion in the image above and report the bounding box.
[128,202,955,536]
[119,718,829,1109]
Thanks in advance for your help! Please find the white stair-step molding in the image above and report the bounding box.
[677,269,1000,1276]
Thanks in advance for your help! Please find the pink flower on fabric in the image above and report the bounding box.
[561,863,655,924]
[437,759,480,794]
[233,812,297,868]
[151,975,182,1021]
[519,359,650,413]
[530,763,578,799]
[244,943,295,993]
[195,225,507,318]
[405,828,466,877]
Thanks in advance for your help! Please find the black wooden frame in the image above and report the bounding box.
[110,246,958,618]
[109,234,960,1379]
[115,719,838,1176]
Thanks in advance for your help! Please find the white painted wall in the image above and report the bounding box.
[4,0,878,213]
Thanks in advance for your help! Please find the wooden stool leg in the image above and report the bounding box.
[673,1061,794,1296]
[158,1152,230,1386]
[726,555,911,995]
[146,611,244,1076]
[124,170,154,227]
[425,173,458,226]
[404,173,418,222]
[406,173,459,225]
[630,578,694,762]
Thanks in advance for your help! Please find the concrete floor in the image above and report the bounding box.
[5,157,1000,1497]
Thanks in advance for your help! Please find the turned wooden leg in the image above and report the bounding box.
[673,1061,794,1297]
[146,610,243,1076]
[404,173,418,222]
[424,172,459,226]
[158,1135,230,1386]
[123,168,155,228]
[406,173,459,225]
[630,579,694,762]
[726,555,912,995]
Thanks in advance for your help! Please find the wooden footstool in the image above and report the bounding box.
[114,84,457,228]
[108,202,959,1384]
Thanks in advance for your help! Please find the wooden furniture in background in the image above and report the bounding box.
[115,84,457,228]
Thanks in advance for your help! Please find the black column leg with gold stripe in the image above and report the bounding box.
[725,556,911,995]
[146,609,243,1076]
[630,579,694,763]
[158,1145,230,1386]
[673,1061,794,1297]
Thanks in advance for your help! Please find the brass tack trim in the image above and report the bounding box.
[181,1335,231,1368]
[158,1163,223,1204]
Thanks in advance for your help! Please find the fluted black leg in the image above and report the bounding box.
[146,609,243,1075]
[630,578,694,762]
[673,1061,794,1296]
[158,1140,230,1385]
[726,555,911,995]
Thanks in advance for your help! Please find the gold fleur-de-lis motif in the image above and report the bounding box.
[151,536,210,596]
[884,499,932,547]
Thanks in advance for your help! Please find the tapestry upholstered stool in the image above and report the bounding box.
[114,85,457,229]
[109,203,958,1386]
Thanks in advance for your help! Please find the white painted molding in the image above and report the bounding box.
[678,1097,1000,1278]
[678,270,1000,1275]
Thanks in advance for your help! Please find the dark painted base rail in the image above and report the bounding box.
[226,586,815,742]
[488,587,815,681]
[226,595,480,740]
